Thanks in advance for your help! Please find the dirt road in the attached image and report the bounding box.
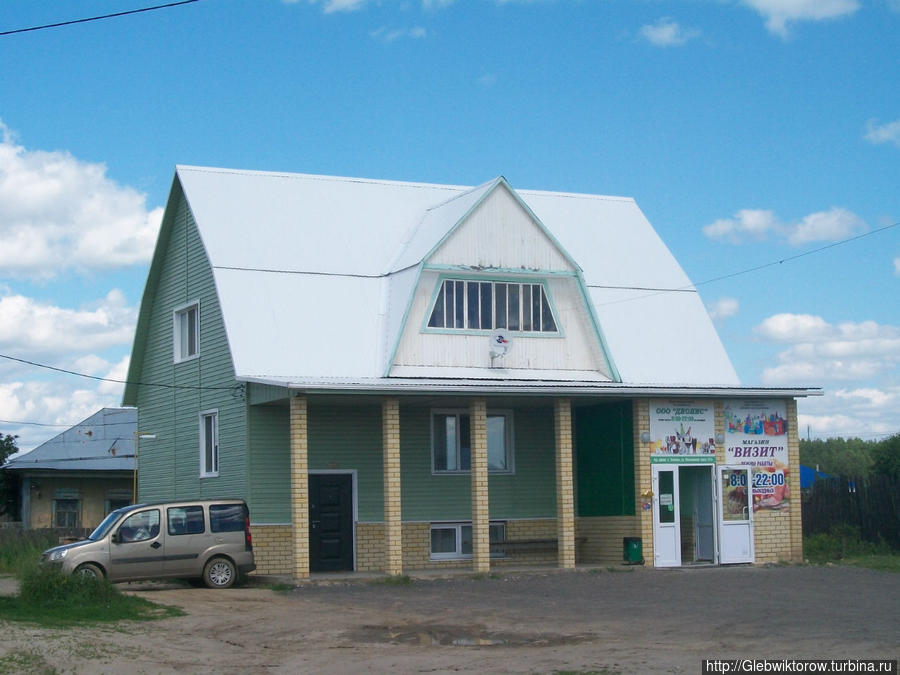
[1,564,898,673]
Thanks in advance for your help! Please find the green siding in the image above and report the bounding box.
[134,196,249,505]
[574,401,635,516]
[247,403,290,522]
[400,405,557,521]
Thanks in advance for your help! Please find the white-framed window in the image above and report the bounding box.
[427,279,557,333]
[432,409,513,473]
[199,410,219,477]
[173,301,200,363]
[430,522,506,560]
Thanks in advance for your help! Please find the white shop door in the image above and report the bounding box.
[717,466,754,564]
[652,465,681,567]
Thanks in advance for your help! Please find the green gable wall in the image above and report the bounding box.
[134,195,249,503]
[574,401,635,516]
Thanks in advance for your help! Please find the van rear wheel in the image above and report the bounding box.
[75,563,103,580]
[203,557,237,589]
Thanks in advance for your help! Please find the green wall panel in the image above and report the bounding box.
[574,401,635,516]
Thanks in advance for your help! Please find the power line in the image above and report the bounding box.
[590,220,900,307]
[0,0,201,37]
[0,353,238,392]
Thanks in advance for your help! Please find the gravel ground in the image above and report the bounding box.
[1,564,898,673]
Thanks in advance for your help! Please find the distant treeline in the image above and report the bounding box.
[800,433,900,479]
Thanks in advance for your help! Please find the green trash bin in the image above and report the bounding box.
[623,537,643,565]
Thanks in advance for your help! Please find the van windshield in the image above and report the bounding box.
[89,510,126,541]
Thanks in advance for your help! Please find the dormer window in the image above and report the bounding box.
[427,279,557,333]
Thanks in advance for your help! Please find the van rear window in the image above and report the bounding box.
[210,504,245,532]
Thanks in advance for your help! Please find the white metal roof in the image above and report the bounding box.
[3,408,136,472]
[175,166,741,387]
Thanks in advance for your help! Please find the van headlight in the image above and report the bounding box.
[48,549,68,562]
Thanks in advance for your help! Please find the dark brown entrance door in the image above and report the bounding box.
[309,473,353,572]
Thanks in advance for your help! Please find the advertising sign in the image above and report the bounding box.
[649,400,716,464]
[724,400,791,511]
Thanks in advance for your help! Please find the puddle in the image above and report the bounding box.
[349,624,593,648]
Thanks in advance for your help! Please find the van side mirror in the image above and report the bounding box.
[111,531,121,544]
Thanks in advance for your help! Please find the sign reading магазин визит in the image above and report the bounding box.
[724,400,791,512]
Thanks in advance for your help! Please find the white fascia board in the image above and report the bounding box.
[238,374,822,398]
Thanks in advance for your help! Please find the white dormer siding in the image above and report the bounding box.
[389,186,612,380]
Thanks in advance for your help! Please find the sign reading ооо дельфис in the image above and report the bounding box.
[649,400,716,464]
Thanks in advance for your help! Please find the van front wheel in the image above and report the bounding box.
[203,557,237,589]
[75,563,103,580]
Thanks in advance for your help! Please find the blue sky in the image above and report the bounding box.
[1,0,898,451]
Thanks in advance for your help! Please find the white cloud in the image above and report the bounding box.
[894,256,900,275]
[639,18,700,47]
[703,207,867,246]
[423,0,455,8]
[0,289,136,356]
[756,313,900,438]
[787,207,867,245]
[370,26,428,43]
[290,0,368,12]
[0,121,162,280]
[742,0,860,37]
[864,118,900,149]
[702,209,780,243]
[707,297,739,322]
[0,359,128,452]
[756,314,900,384]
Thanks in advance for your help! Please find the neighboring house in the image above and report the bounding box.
[124,166,819,577]
[4,408,135,531]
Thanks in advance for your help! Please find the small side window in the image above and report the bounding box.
[210,504,246,532]
[167,506,205,536]
[174,301,200,362]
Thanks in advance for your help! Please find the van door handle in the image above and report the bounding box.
[151,541,161,549]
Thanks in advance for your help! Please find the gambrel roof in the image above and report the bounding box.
[126,166,743,397]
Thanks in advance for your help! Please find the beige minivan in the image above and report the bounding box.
[41,499,256,588]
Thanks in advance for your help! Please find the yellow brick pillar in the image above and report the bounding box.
[290,395,310,580]
[786,398,803,562]
[635,399,654,566]
[554,398,576,569]
[470,398,490,574]
[382,398,403,576]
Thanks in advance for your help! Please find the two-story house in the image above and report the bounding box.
[123,166,818,577]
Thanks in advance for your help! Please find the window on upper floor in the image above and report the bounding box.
[427,279,558,333]
[432,409,513,473]
[200,410,219,478]
[174,301,200,363]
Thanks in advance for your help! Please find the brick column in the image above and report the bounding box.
[555,398,576,569]
[290,395,310,580]
[635,399,654,565]
[382,398,403,575]
[786,398,803,562]
[470,398,490,574]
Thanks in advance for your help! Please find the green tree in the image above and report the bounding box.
[871,433,900,479]
[800,437,876,477]
[1,433,21,519]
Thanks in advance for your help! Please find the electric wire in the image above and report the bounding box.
[0,1,201,37]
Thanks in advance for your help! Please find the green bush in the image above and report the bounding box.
[0,528,59,575]
[804,524,892,562]
[18,565,118,608]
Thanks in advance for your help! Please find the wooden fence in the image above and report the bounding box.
[802,474,900,549]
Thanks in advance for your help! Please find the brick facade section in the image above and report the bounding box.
[249,525,292,574]
[382,398,403,575]
[554,398,576,569]
[289,395,310,580]
[469,398,490,573]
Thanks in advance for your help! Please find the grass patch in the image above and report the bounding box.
[0,529,59,576]
[0,565,184,627]
[0,649,57,675]
[804,525,899,572]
